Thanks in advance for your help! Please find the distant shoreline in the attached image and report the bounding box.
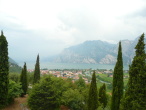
[18,62,129,70]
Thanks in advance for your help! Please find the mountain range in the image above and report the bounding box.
[54,37,142,65]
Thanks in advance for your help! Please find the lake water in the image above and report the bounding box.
[19,62,129,70]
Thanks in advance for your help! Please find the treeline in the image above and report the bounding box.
[0,31,146,110]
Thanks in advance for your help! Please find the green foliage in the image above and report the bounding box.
[33,54,40,84]
[61,89,84,110]
[20,63,28,96]
[0,31,9,108]
[64,78,77,89]
[122,33,146,110]
[9,72,20,83]
[87,71,98,110]
[27,72,34,84]
[99,83,108,108]
[97,74,112,83]
[7,80,23,104]
[97,106,110,110]
[9,63,22,73]
[111,42,123,110]
[74,76,86,90]
[96,73,128,93]
[28,75,67,110]
[81,88,90,110]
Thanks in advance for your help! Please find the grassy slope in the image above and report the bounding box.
[97,73,129,93]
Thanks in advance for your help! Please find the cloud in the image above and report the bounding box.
[58,4,146,44]
[0,0,146,63]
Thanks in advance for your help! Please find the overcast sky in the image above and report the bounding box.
[0,0,146,63]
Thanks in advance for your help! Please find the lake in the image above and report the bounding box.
[19,62,129,70]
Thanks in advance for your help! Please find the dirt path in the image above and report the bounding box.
[3,95,29,110]
[3,95,70,110]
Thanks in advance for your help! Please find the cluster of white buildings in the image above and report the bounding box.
[27,69,89,83]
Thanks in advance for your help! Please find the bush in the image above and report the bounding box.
[7,80,23,104]
[61,89,84,110]
[9,72,20,83]
[28,75,67,110]
[27,72,34,84]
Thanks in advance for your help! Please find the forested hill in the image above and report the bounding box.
[9,58,22,73]
[9,57,17,64]
[54,37,143,65]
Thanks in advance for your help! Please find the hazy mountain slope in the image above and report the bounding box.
[54,37,142,64]
[9,57,17,64]
[55,40,116,64]
[9,57,22,73]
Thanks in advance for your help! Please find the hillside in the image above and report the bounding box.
[9,58,22,73]
[54,37,141,64]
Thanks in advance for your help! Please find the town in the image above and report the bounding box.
[27,68,129,83]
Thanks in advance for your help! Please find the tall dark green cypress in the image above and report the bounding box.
[122,33,146,110]
[99,83,107,108]
[87,71,98,110]
[111,41,123,110]
[0,31,9,108]
[20,63,28,96]
[33,54,40,84]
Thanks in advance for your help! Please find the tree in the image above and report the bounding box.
[0,31,9,108]
[20,63,28,96]
[74,76,86,90]
[28,75,67,110]
[99,83,108,108]
[28,72,34,84]
[122,33,146,110]
[111,41,123,110]
[61,89,84,110]
[87,71,98,110]
[33,54,40,84]
[9,72,20,83]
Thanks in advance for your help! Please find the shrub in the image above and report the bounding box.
[9,72,20,83]
[61,89,84,110]
[7,80,23,104]
[28,75,66,110]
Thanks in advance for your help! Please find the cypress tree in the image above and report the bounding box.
[122,33,146,110]
[87,70,98,110]
[99,83,108,108]
[0,31,9,108]
[20,63,28,96]
[111,41,123,110]
[33,54,40,84]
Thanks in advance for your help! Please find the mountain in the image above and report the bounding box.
[9,57,17,64]
[54,37,141,65]
[9,58,22,73]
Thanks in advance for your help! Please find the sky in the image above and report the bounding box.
[0,0,146,63]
